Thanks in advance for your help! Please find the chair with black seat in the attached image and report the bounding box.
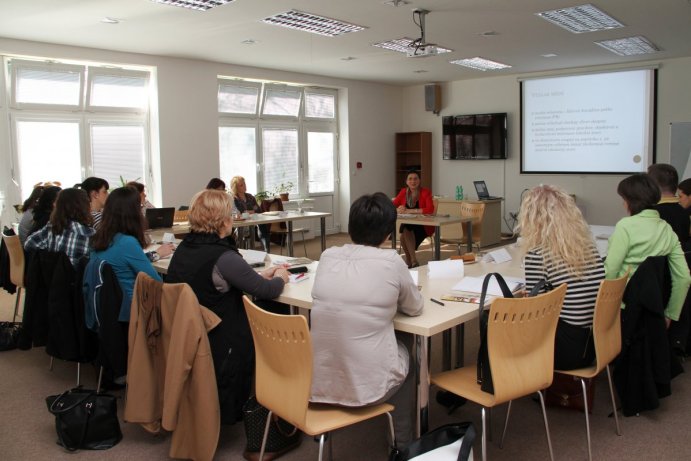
[554,275,627,461]
[243,295,395,461]
[2,234,26,322]
[432,283,567,461]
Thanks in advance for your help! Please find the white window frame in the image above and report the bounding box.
[86,67,151,113]
[218,79,262,118]
[217,78,339,212]
[6,56,155,202]
[10,59,84,111]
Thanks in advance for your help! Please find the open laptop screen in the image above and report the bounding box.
[145,207,175,229]
[473,181,490,199]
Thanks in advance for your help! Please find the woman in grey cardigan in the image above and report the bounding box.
[310,192,423,447]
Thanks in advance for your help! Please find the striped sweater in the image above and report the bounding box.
[523,246,605,326]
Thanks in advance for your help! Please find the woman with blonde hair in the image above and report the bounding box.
[230,175,270,251]
[166,189,289,424]
[517,184,605,370]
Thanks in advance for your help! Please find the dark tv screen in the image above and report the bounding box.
[443,112,508,159]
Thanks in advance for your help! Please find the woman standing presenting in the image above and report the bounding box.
[392,170,434,268]
[518,185,605,370]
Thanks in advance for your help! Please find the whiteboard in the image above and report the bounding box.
[670,122,691,179]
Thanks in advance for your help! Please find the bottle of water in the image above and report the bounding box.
[456,185,464,201]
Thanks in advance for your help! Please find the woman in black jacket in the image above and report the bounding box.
[166,189,289,424]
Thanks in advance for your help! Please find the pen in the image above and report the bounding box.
[430,298,445,306]
[295,273,306,280]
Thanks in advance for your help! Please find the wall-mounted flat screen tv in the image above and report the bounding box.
[443,112,508,160]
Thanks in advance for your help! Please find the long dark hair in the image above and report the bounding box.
[22,186,44,212]
[30,186,62,233]
[91,187,147,250]
[50,188,92,235]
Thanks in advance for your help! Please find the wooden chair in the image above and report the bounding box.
[268,200,308,256]
[432,283,567,461]
[2,234,25,322]
[173,209,188,222]
[555,276,627,461]
[459,201,485,252]
[436,200,465,255]
[243,296,395,461]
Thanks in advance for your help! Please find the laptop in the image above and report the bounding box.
[473,180,502,200]
[145,207,175,229]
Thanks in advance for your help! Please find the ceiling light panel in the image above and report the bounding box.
[449,57,512,71]
[373,38,451,54]
[595,36,659,56]
[262,10,366,37]
[150,0,235,11]
[536,3,624,33]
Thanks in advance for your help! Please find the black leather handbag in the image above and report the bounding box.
[242,396,301,461]
[0,322,21,351]
[45,386,122,451]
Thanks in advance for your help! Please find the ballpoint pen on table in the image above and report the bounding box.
[430,298,445,306]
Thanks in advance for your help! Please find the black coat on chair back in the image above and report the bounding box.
[614,255,679,416]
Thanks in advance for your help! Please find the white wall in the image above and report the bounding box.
[0,38,404,232]
[401,57,691,230]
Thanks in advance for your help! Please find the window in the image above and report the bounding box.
[6,58,153,201]
[218,79,337,199]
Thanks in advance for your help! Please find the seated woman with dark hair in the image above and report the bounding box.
[605,173,691,325]
[206,177,226,191]
[166,189,289,424]
[90,187,162,322]
[18,185,45,245]
[392,170,434,268]
[28,185,62,237]
[310,192,423,447]
[126,181,155,210]
[76,177,109,229]
[25,188,94,267]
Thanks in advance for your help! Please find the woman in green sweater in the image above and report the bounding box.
[605,173,691,324]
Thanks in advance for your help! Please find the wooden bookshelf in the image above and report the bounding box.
[395,132,431,193]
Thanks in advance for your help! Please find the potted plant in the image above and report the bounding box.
[255,191,271,204]
[273,182,294,201]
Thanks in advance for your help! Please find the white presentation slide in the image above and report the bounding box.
[521,69,655,173]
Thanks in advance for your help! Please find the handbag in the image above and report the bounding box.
[0,322,22,351]
[544,373,595,413]
[477,273,549,394]
[389,422,476,461]
[242,396,302,461]
[45,386,122,451]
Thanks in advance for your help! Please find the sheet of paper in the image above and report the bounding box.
[486,247,512,264]
[239,249,267,266]
[428,259,464,279]
[451,275,525,296]
[409,270,419,286]
[162,232,176,243]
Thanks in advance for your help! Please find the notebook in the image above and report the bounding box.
[473,180,502,200]
[145,207,175,229]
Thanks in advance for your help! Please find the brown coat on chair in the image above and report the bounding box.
[125,273,222,461]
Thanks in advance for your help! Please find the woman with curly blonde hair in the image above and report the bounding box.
[517,184,605,370]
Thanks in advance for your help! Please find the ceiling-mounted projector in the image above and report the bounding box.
[406,43,438,57]
[406,9,437,57]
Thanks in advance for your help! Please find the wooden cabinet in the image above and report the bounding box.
[395,132,431,193]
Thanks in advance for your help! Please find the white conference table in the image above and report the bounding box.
[150,210,332,257]
[153,244,525,434]
[393,214,475,260]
